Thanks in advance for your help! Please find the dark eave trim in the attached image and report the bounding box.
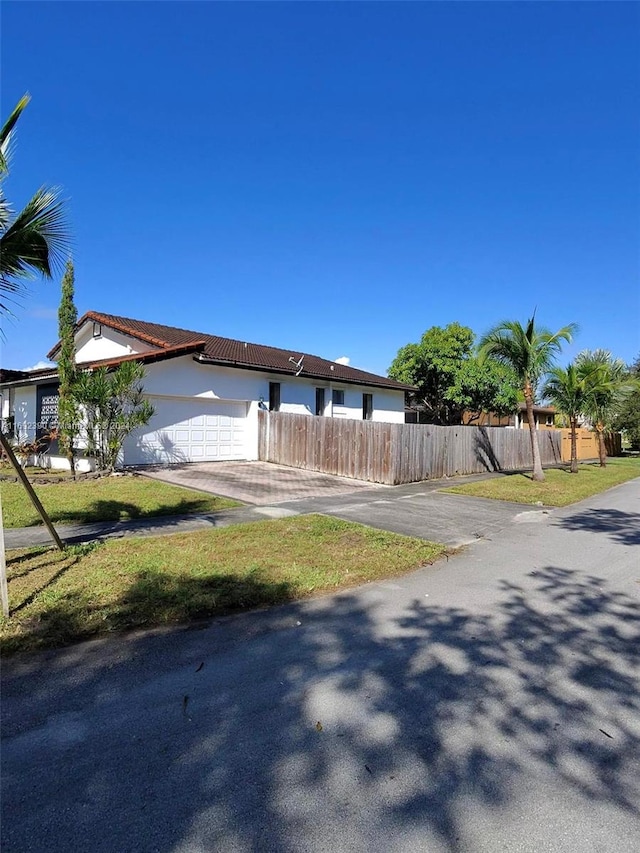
[192,354,413,391]
[0,372,59,388]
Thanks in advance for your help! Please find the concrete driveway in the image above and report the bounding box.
[283,481,536,548]
[5,461,545,551]
[3,479,639,852]
[140,460,387,504]
[139,461,525,547]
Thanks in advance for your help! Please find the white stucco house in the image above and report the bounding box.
[1,311,412,470]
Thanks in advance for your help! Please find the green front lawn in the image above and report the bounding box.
[0,515,446,654]
[443,458,640,507]
[0,476,240,528]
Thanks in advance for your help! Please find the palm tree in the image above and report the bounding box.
[478,315,578,481]
[542,364,587,474]
[1,94,69,315]
[576,350,629,467]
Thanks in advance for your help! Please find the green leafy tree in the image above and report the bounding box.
[542,364,588,474]
[73,361,155,471]
[57,260,79,476]
[576,349,631,467]
[612,354,640,450]
[1,94,68,315]
[478,315,578,482]
[388,323,519,425]
[446,358,519,424]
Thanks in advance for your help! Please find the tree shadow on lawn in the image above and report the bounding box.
[2,566,639,852]
[6,545,102,615]
[5,549,76,584]
[554,508,640,546]
[2,570,294,651]
[5,547,54,570]
[30,497,230,527]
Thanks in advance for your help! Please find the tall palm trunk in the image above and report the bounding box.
[595,421,607,467]
[569,416,578,474]
[524,384,545,481]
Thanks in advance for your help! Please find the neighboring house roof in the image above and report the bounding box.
[44,310,412,391]
[516,403,556,415]
[0,369,34,383]
[0,366,59,385]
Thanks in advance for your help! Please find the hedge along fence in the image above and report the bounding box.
[258,411,563,485]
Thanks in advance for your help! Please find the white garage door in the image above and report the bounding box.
[123,397,248,465]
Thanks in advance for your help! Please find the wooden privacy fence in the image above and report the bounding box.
[559,428,621,462]
[258,411,563,485]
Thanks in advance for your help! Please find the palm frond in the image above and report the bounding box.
[478,316,578,395]
[0,93,30,177]
[541,364,586,418]
[0,193,12,231]
[0,186,70,284]
[575,350,633,428]
[545,323,580,350]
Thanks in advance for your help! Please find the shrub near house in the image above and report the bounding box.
[73,362,154,471]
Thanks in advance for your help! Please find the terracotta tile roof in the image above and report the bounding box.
[47,311,413,391]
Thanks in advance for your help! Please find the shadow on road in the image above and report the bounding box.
[554,508,640,546]
[2,565,639,851]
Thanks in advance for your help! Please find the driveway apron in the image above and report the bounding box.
[139,461,523,546]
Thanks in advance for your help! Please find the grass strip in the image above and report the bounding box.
[443,458,640,507]
[0,476,240,528]
[0,514,446,655]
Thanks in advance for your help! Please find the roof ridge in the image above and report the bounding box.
[45,310,414,391]
[83,312,368,374]
[86,311,205,350]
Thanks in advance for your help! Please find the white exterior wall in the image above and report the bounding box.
[28,454,94,473]
[137,358,405,460]
[1,388,12,419]
[370,390,406,422]
[2,346,406,467]
[13,386,37,442]
[75,325,155,363]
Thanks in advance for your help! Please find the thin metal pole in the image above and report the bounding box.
[0,490,8,618]
[0,431,65,551]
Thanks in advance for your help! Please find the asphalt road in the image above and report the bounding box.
[2,479,639,852]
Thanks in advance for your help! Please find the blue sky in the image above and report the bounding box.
[2,1,639,376]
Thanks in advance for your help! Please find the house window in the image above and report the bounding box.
[315,388,326,416]
[362,393,373,421]
[269,382,280,412]
[92,322,102,338]
[332,389,344,406]
[546,415,554,427]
